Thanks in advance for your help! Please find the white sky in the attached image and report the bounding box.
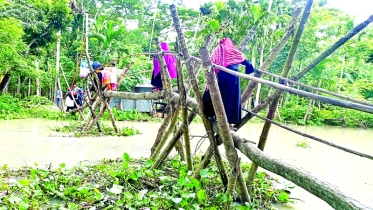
[163,0,372,23]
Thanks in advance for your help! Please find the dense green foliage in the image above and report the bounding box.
[0,154,293,209]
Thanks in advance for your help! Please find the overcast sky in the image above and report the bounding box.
[162,0,372,23]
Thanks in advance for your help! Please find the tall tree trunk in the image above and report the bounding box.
[35,59,41,96]
[17,76,21,95]
[0,72,10,94]
[338,54,346,93]
[254,0,273,107]
[28,78,31,97]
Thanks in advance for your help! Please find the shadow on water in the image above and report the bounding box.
[1,119,372,209]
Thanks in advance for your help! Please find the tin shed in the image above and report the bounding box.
[120,83,154,112]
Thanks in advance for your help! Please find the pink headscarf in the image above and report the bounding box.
[153,42,177,79]
[211,38,246,73]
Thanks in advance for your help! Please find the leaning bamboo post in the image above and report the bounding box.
[150,104,182,161]
[102,98,118,133]
[256,68,373,107]
[226,157,241,210]
[155,38,173,110]
[174,122,186,161]
[248,0,313,186]
[87,101,106,131]
[170,4,229,189]
[241,8,302,105]
[175,39,193,170]
[83,96,102,132]
[219,122,371,210]
[200,40,251,204]
[193,146,214,180]
[238,26,257,51]
[239,14,373,128]
[242,108,373,160]
[150,113,173,156]
[151,112,197,169]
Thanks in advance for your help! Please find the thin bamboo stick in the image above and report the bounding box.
[151,112,197,169]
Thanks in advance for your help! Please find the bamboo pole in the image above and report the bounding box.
[242,107,373,160]
[226,157,241,210]
[239,14,373,128]
[199,41,251,204]
[174,122,186,161]
[150,104,182,162]
[175,39,193,170]
[150,112,173,156]
[248,0,313,185]
[170,4,229,190]
[255,68,373,107]
[220,122,371,210]
[151,112,197,169]
[241,8,302,105]
[216,64,373,114]
[238,26,257,52]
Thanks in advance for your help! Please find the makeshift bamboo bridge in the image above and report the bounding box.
[74,2,373,210]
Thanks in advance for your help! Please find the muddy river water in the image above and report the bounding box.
[1,119,372,209]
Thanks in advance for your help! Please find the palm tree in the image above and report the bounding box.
[91,19,125,63]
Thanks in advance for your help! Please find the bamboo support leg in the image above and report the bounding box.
[150,105,182,161]
[83,96,102,132]
[150,112,173,156]
[88,101,105,131]
[151,112,196,169]
[102,98,118,133]
[170,4,229,191]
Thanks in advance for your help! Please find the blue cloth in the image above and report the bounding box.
[92,61,102,70]
[151,70,163,89]
[202,59,254,125]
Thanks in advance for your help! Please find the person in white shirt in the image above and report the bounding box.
[108,62,123,90]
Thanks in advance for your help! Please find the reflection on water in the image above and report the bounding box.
[1,119,372,209]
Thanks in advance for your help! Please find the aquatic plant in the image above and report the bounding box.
[0,154,294,209]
